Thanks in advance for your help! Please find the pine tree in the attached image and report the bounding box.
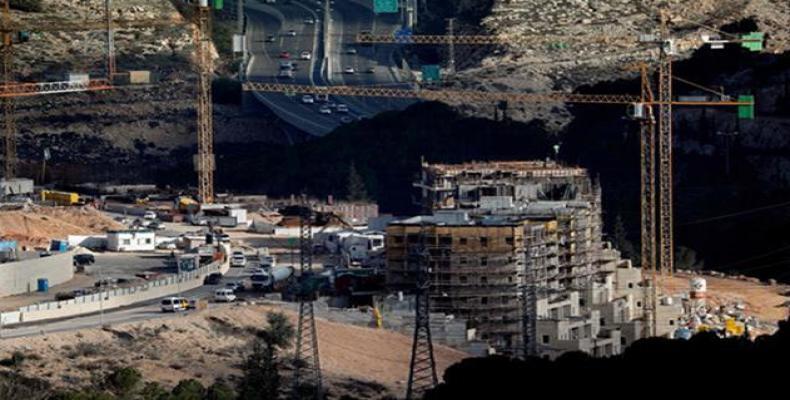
[612,214,635,263]
[347,162,369,201]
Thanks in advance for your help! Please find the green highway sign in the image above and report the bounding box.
[737,95,755,120]
[422,65,441,83]
[374,0,399,14]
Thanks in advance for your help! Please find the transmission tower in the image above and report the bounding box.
[406,225,438,400]
[293,205,323,400]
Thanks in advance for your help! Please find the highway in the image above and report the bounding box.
[245,0,414,136]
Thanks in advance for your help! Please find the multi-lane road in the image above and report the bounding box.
[245,0,414,136]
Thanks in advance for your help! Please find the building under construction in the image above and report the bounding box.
[387,160,682,357]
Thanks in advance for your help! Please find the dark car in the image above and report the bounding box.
[73,254,95,266]
[204,272,223,285]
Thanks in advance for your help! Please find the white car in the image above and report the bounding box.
[336,104,349,113]
[346,48,357,55]
[160,297,188,312]
[214,288,237,303]
[319,106,332,114]
[300,51,312,60]
[143,211,157,220]
[344,67,355,74]
[302,95,315,104]
[304,18,315,24]
[230,252,247,267]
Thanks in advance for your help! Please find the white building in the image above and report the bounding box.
[107,230,156,252]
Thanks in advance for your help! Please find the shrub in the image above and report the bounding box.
[10,0,43,12]
[170,379,205,400]
[106,367,142,395]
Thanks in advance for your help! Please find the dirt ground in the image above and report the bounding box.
[0,304,468,398]
[0,205,124,248]
[660,272,789,324]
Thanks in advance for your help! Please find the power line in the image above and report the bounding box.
[679,200,790,226]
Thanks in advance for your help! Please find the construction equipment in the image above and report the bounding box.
[194,1,215,204]
[292,203,323,400]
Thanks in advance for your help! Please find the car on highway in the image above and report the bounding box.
[343,67,355,74]
[315,93,329,102]
[304,17,315,24]
[278,69,294,79]
[280,60,294,69]
[318,106,332,114]
[340,116,353,124]
[284,30,297,37]
[300,50,312,60]
[265,35,276,42]
[346,48,357,55]
[231,251,247,268]
[161,297,189,312]
[279,51,290,59]
[336,104,349,113]
[302,95,315,104]
[214,288,237,303]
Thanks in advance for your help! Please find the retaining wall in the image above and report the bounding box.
[0,250,75,297]
[1,244,231,325]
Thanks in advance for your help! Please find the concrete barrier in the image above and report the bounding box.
[2,244,231,325]
[0,250,75,297]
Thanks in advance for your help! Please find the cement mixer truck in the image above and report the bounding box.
[250,266,294,292]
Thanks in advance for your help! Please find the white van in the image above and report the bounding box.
[214,288,237,303]
[160,297,188,312]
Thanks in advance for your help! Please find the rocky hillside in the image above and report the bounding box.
[447,0,790,127]
[8,0,289,184]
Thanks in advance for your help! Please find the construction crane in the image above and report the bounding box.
[292,202,323,400]
[194,1,214,204]
[0,0,187,180]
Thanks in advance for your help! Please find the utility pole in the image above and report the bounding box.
[195,1,215,204]
[2,0,16,180]
[293,202,323,400]
[446,18,455,76]
[405,225,438,400]
[717,130,738,176]
[105,0,116,79]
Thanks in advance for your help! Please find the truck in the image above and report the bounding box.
[250,266,294,291]
[41,190,79,206]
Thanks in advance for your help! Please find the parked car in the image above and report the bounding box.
[214,288,237,302]
[73,253,95,266]
[226,281,245,292]
[231,252,247,267]
[300,50,312,60]
[284,30,297,37]
[343,67,355,74]
[365,66,376,73]
[265,35,276,42]
[204,272,223,285]
[346,48,357,55]
[304,17,315,24]
[161,297,189,312]
[143,211,157,220]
